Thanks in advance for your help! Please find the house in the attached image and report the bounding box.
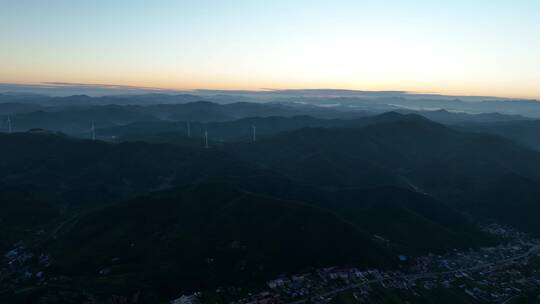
[170,294,200,304]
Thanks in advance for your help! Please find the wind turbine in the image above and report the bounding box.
[7,116,12,134]
[204,129,209,149]
[91,120,96,141]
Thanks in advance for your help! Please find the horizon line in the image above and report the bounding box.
[0,81,538,101]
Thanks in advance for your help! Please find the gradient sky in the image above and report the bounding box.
[1,0,539,98]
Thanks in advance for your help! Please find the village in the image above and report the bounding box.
[207,224,540,304]
[3,224,540,304]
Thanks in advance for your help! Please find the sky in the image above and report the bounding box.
[1,0,539,99]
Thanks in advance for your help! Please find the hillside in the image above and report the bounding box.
[0,132,261,213]
[458,119,540,151]
[47,183,391,299]
[321,187,491,254]
[226,114,540,236]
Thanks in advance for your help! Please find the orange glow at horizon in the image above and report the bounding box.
[2,78,539,100]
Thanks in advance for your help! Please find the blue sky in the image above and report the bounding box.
[1,0,539,98]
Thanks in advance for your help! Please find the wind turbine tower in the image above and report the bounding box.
[252,125,256,142]
[204,129,209,149]
[186,121,191,137]
[7,116,12,134]
[91,120,96,141]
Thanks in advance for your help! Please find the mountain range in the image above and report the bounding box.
[3,94,540,302]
